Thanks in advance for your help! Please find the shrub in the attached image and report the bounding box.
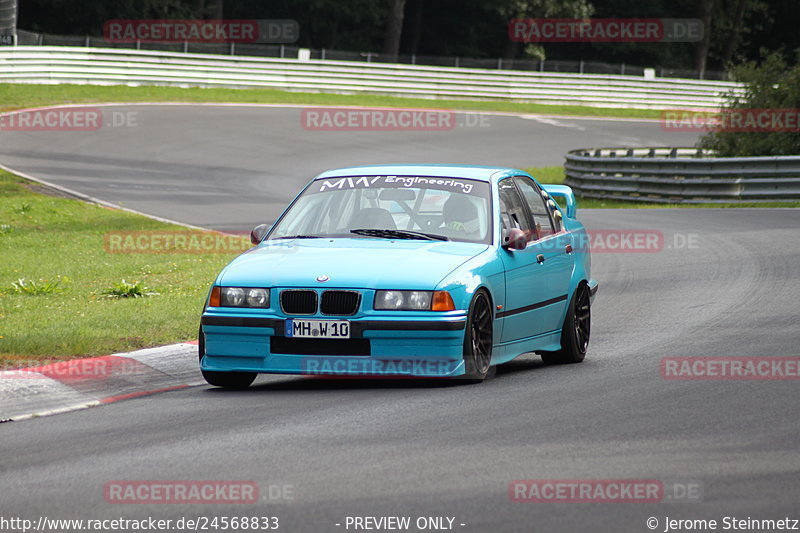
[101,280,157,299]
[699,52,800,156]
[10,277,67,295]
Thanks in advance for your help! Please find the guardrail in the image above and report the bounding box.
[14,29,730,81]
[0,46,741,110]
[564,147,800,203]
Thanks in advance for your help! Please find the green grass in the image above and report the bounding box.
[0,170,245,367]
[526,166,800,209]
[0,83,664,119]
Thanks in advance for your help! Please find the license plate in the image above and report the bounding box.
[285,319,350,339]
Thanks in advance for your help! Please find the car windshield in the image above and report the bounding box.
[268,175,492,244]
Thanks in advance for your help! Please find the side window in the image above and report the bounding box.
[498,179,534,241]
[514,177,557,238]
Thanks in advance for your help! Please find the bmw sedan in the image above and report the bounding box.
[199,165,597,388]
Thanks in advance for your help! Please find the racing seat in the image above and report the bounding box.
[349,207,397,230]
[443,194,478,235]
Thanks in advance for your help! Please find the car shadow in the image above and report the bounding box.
[202,374,463,393]
[495,353,549,377]
[201,353,551,393]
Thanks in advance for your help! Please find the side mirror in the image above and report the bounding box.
[250,224,271,245]
[502,228,527,250]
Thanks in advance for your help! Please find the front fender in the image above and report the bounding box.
[435,248,506,340]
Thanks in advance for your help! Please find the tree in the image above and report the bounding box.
[0,0,17,40]
[698,52,800,156]
[707,0,768,69]
[721,0,747,65]
[382,0,406,58]
[495,0,594,60]
[693,0,714,77]
[196,0,224,19]
[15,0,799,72]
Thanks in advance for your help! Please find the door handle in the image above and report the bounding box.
[565,244,573,254]
[536,254,545,264]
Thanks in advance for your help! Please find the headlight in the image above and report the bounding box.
[245,288,269,307]
[223,287,246,307]
[375,290,407,310]
[210,286,270,308]
[407,291,432,309]
[374,290,453,311]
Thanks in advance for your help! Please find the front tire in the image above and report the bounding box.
[462,290,494,382]
[199,327,257,389]
[541,283,591,365]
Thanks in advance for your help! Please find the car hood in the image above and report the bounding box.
[218,238,489,289]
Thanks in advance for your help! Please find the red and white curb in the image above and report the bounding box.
[0,342,204,423]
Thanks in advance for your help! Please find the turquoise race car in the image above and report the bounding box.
[199,165,597,388]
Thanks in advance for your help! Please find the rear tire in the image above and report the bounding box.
[541,283,591,365]
[199,327,257,389]
[461,290,495,383]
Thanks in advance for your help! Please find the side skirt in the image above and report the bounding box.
[490,330,562,365]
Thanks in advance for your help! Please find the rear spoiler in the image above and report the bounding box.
[541,184,577,219]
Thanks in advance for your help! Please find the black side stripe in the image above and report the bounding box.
[201,316,284,334]
[496,294,568,318]
[351,320,466,334]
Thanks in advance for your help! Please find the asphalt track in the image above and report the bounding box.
[2,105,800,532]
[0,104,697,231]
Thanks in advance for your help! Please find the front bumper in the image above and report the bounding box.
[200,313,468,377]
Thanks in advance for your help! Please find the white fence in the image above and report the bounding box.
[0,46,742,110]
